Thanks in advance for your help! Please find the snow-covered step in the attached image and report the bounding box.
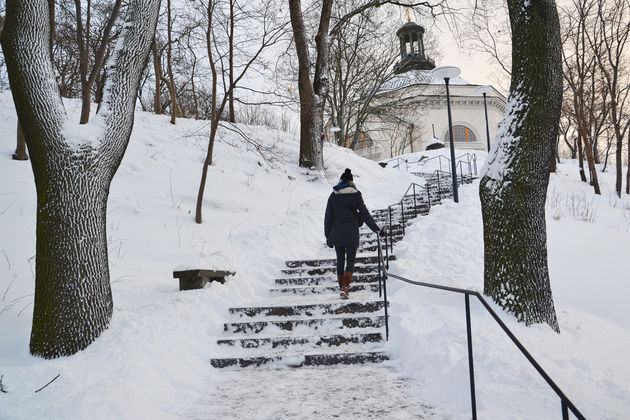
[228,300,385,319]
[216,331,384,350]
[281,263,379,276]
[269,282,380,296]
[210,349,389,369]
[285,256,383,268]
[223,314,386,335]
[274,273,381,286]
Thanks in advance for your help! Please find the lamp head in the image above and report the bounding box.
[475,85,492,95]
[431,66,461,80]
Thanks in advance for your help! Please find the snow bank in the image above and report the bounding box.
[387,151,630,419]
[0,92,412,419]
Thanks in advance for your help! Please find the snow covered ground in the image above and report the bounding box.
[0,90,629,419]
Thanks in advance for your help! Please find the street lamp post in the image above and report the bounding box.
[476,86,493,152]
[432,66,461,203]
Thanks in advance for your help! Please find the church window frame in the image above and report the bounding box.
[444,124,478,143]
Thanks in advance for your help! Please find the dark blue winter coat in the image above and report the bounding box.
[324,182,380,248]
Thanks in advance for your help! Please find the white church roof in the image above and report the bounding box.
[378,69,469,94]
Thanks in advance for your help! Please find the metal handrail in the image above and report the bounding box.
[376,265,587,419]
[376,233,389,340]
[384,171,470,254]
[372,164,585,419]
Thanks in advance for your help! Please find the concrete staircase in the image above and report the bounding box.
[210,172,473,369]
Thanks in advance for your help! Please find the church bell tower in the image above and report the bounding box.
[393,15,435,74]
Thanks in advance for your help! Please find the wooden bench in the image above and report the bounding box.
[173,269,235,291]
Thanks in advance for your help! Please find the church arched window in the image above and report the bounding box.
[444,125,477,143]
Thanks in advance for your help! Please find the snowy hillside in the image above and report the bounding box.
[1,90,629,419]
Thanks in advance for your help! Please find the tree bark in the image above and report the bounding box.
[152,38,162,114]
[228,0,235,123]
[2,0,160,358]
[288,0,332,171]
[166,0,178,125]
[577,134,588,182]
[13,120,28,160]
[76,0,122,124]
[479,0,562,332]
[48,0,54,55]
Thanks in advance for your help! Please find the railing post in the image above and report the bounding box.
[561,399,569,420]
[413,184,417,213]
[473,155,477,176]
[465,294,477,420]
[426,182,431,211]
[377,237,382,298]
[384,234,389,270]
[437,171,441,200]
[383,269,389,341]
[388,207,393,254]
[400,201,405,235]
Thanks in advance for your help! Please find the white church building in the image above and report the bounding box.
[355,20,507,161]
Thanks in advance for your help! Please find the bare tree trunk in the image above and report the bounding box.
[2,0,160,358]
[627,128,630,194]
[479,0,562,332]
[228,0,235,123]
[76,0,122,124]
[152,38,162,114]
[578,121,601,193]
[289,0,332,171]
[166,0,178,125]
[13,120,28,160]
[196,0,219,224]
[615,127,623,197]
[577,134,588,182]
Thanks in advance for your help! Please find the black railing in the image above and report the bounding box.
[374,253,587,419]
[383,169,473,252]
[386,153,478,177]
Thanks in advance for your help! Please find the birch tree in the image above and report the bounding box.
[1,0,160,358]
[479,0,563,332]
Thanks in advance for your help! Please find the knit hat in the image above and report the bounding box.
[340,168,353,181]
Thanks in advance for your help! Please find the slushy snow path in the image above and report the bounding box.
[188,363,444,419]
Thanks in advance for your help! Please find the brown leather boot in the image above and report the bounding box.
[343,271,353,295]
[337,274,344,291]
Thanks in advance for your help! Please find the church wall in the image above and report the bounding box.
[359,83,507,162]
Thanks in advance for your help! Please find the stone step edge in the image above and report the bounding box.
[214,328,385,342]
[228,300,386,317]
[224,314,386,330]
[210,350,389,368]
[268,282,380,292]
[214,333,384,352]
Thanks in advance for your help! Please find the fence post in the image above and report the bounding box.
[465,294,478,420]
